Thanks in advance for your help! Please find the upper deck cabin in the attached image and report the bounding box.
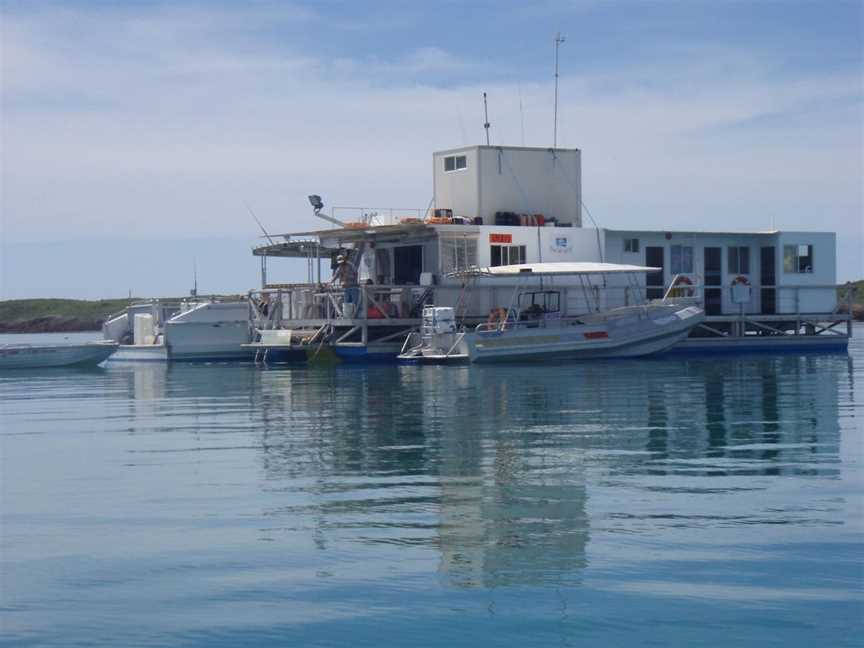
[432,145,581,227]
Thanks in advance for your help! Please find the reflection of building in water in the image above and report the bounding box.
[437,461,589,589]
[245,352,849,583]
[628,354,845,476]
[429,367,590,589]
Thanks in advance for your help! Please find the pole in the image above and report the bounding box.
[483,92,491,146]
[553,32,566,149]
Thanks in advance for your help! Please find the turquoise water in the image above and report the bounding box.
[1,327,862,646]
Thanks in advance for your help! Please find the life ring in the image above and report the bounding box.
[670,275,694,297]
[731,275,750,286]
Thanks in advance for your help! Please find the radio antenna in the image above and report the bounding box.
[553,32,566,149]
[483,92,491,145]
[191,257,198,297]
[244,201,275,245]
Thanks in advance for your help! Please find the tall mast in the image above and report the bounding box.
[483,92,491,146]
[553,32,566,149]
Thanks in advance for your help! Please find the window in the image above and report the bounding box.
[623,238,640,253]
[490,245,526,267]
[670,245,693,274]
[443,155,467,172]
[728,246,750,274]
[783,244,813,273]
[440,238,477,273]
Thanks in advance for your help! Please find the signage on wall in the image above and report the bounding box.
[550,236,571,253]
[489,233,512,244]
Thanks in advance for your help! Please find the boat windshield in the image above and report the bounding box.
[517,290,561,314]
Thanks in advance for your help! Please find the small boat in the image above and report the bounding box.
[0,341,118,369]
[398,262,706,363]
[102,299,254,362]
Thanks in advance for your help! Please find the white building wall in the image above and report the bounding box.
[776,232,837,313]
[432,147,480,222]
[433,146,581,226]
[433,224,603,316]
[604,229,838,315]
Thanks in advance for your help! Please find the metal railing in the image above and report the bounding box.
[330,206,428,227]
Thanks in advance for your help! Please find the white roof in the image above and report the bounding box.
[454,262,661,278]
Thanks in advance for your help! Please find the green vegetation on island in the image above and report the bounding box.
[838,280,864,321]
[0,298,137,333]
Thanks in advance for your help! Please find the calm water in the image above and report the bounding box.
[1,328,862,646]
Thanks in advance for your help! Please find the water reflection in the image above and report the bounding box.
[227,353,848,588]
[89,351,853,591]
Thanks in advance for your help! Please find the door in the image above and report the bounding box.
[704,246,722,315]
[394,245,423,285]
[645,246,665,300]
[760,246,776,315]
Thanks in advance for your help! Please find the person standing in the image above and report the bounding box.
[333,254,359,314]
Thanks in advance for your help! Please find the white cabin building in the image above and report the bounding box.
[432,145,582,226]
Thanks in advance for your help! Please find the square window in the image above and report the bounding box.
[624,238,639,253]
[783,245,813,273]
[671,245,693,274]
[728,246,750,274]
[443,155,467,172]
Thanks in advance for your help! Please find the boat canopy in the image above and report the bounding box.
[452,262,662,278]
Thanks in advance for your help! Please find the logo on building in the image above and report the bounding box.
[551,237,571,253]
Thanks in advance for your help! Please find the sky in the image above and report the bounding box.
[1,0,862,299]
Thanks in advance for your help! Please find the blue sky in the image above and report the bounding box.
[1,0,862,298]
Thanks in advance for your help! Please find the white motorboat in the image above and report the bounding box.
[102,299,254,362]
[399,262,705,363]
[0,341,118,369]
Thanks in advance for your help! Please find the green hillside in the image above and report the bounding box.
[838,280,864,305]
[0,298,136,332]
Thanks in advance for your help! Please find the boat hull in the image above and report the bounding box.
[110,344,170,362]
[163,321,254,361]
[466,306,704,363]
[0,342,118,369]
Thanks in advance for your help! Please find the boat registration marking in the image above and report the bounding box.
[583,331,609,340]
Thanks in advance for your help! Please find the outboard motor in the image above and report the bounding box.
[421,306,458,356]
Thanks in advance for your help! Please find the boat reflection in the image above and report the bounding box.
[102,351,850,589]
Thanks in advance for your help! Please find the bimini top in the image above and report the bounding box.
[452,262,662,278]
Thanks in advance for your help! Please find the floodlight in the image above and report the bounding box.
[308,195,324,210]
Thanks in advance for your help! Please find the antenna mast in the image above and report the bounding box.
[483,92,491,145]
[553,32,566,149]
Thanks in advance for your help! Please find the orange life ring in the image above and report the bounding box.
[671,275,694,297]
[731,275,750,286]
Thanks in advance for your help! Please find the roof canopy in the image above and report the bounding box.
[452,262,662,278]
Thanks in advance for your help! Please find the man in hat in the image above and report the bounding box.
[332,252,359,311]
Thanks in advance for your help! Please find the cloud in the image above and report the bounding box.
[1,1,862,297]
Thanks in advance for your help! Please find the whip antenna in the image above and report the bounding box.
[244,201,275,245]
[483,92,491,145]
[553,32,566,149]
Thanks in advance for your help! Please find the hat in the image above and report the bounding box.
[337,254,346,262]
